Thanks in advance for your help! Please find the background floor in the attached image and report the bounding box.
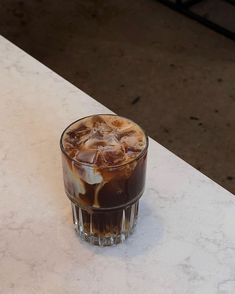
[0,0,234,193]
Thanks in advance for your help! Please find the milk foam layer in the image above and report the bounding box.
[62,114,147,167]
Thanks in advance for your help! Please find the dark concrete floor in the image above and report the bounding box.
[0,0,234,193]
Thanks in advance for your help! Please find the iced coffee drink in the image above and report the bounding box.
[60,114,148,246]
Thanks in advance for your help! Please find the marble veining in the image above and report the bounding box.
[0,36,235,294]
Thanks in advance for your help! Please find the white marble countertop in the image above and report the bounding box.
[0,35,235,294]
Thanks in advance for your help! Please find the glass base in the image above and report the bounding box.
[71,201,139,246]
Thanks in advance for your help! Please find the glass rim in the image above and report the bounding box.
[60,113,149,169]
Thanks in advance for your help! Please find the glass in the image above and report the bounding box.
[60,114,148,246]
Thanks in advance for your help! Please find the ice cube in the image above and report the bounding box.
[96,123,113,136]
[91,115,107,126]
[69,123,90,137]
[76,149,98,164]
[104,116,132,132]
[83,136,106,150]
[65,123,91,147]
[100,145,125,165]
[116,130,136,140]
[104,133,120,146]
[120,134,139,149]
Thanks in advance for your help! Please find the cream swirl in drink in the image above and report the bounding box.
[60,114,148,246]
